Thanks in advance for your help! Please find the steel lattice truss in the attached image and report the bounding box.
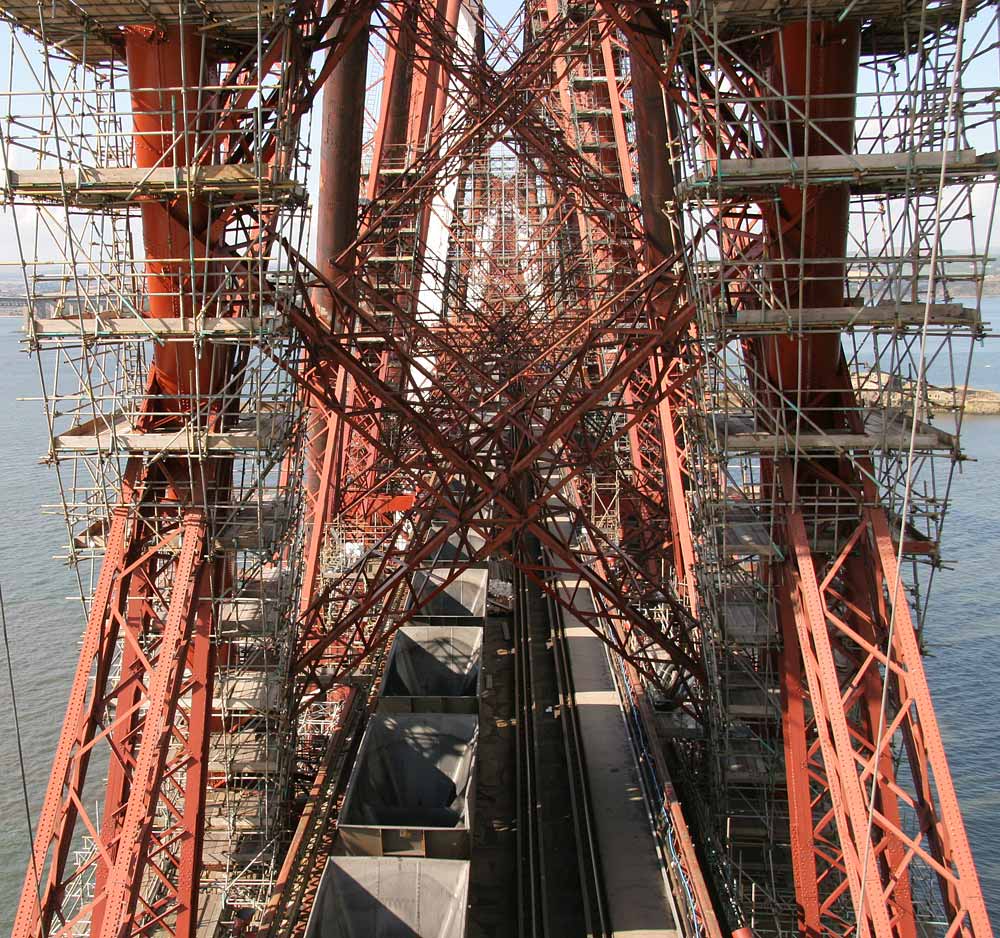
[1,0,998,935]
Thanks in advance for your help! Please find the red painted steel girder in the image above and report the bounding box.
[18,1,994,935]
[630,7,995,936]
[12,2,357,934]
[275,5,721,930]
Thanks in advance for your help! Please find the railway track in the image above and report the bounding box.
[512,538,611,938]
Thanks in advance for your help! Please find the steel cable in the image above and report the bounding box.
[0,578,43,919]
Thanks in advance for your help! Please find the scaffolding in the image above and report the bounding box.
[0,0,321,929]
[670,0,1000,932]
[3,0,998,934]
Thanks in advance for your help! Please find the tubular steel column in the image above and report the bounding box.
[301,20,371,617]
[758,21,859,405]
[758,27,869,931]
[126,27,224,415]
[97,31,222,934]
[627,15,698,608]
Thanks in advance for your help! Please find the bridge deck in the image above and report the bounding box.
[554,575,679,938]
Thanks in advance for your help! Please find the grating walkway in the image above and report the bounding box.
[554,576,679,938]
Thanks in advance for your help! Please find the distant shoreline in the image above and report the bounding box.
[3,309,999,411]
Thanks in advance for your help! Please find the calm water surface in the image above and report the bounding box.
[0,307,998,929]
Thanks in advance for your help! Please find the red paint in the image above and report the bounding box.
[759,22,860,410]
[126,27,223,412]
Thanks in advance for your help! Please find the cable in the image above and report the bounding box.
[0,578,43,918]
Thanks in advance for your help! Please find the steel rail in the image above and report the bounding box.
[544,559,613,938]
[512,522,612,938]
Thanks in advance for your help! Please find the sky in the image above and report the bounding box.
[0,4,997,272]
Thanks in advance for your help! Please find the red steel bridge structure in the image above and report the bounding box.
[0,0,998,934]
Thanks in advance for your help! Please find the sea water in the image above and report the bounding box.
[0,306,997,930]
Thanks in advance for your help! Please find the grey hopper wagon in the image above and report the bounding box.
[379,626,483,714]
[409,566,489,626]
[338,713,478,859]
[304,856,470,938]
